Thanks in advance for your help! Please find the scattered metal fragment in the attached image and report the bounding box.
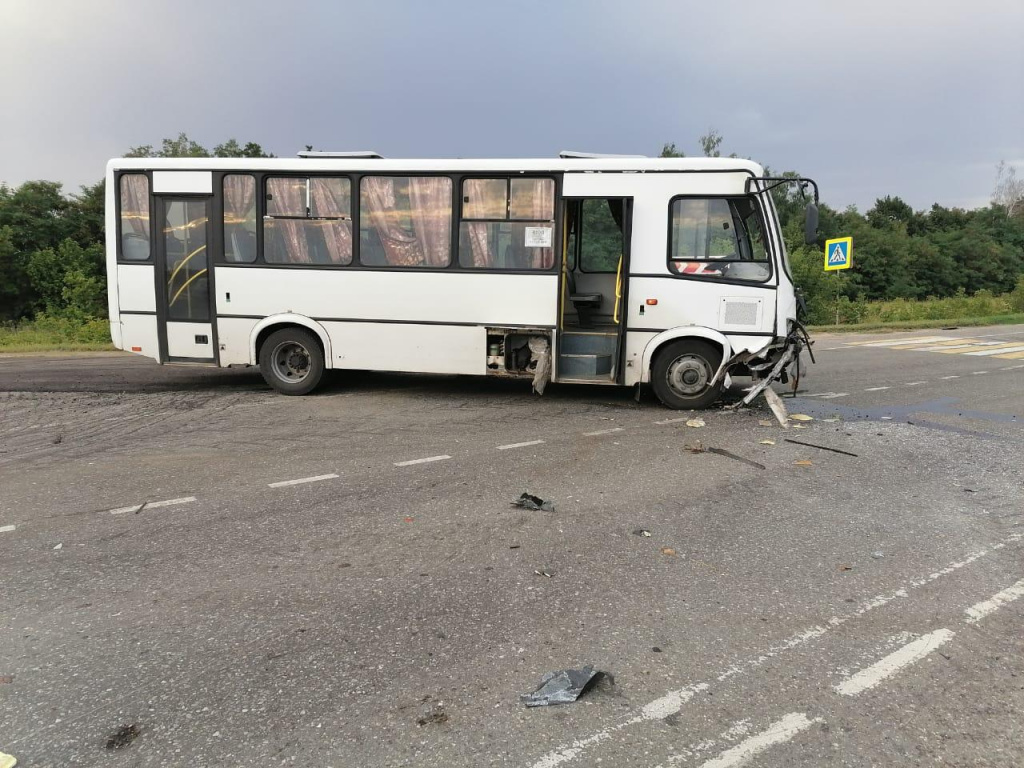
[789,414,814,422]
[53,543,62,550]
[783,438,858,457]
[871,551,885,559]
[534,569,554,578]
[794,460,814,467]
[509,544,521,549]
[685,418,705,428]
[763,387,790,427]
[105,723,141,750]
[0,750,16,768]
[632,528,652,537]
[521,666,600,707]
[512,492,554,512]
[759,439,776,445]
[660,547,677,556]
[706,447,766,470]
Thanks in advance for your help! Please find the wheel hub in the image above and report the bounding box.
[273,342,310,381]
[666,355,710,396]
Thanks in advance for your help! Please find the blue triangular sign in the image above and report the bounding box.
[829,245,845,264]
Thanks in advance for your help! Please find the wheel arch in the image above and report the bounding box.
[640,327,733,385]
[250,314,333,368]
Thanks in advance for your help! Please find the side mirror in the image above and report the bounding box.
[804,202,819,246]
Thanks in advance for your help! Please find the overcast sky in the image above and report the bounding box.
[1,0,1021,211]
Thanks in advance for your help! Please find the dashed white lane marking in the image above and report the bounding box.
[530,532,1023,768]
[583,427,625,436]
[697,713,821,768]
[857,336,956,347]
[108,496,197,515]
[941,375,960,379]
[496,440,545,451]
[864,386,891,391]
[267,473,338,488]
[800,392,847,399]
[834,628,954,696]
[1002,364,1024,370]
[905,381,927,386]
[0,524,15,533]
[393,454,451,467]
[965,578,1024,624]
[970,370,989,375]
[965,345,1024,356]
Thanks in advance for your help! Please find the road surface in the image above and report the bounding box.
[1,325,1022,767]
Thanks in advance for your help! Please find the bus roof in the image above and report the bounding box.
[107,155,764,176]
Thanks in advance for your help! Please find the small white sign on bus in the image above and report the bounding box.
[524,226,552,248]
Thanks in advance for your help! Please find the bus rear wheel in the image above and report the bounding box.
[259,328,325,395]
[651,339,723,410]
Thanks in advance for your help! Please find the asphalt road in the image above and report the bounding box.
[1,325,1022,767]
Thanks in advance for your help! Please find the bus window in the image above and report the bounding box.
[264,176,352,265]
[668,197,770,282]
[359,176,452,268]
[119,174,151,261]
[458,177,554,270]
[223,175,256,263]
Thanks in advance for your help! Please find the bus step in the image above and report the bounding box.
[558,353,613,377]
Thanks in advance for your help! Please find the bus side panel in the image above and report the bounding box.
[119,313,158,359]
[117,265,157,313]
[324,322,486,375]
[626,276,776,337]
[217,317,260,366]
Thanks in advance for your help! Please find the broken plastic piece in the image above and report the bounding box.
[763,387,790,428]
[789,414,814,422]
[685,418,705,428]
[0,750,16,768]
[794,460,813,466]
[633,528,652,537]
[529,337,551,395]
[521,666,600,707]
[512,492,553,512]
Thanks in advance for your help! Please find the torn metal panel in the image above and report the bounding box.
[521,666,599,707]
[529,336,551,395]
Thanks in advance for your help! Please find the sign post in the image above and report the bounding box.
[824,237,852,324]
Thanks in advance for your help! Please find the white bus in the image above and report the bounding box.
[105,152,818,409]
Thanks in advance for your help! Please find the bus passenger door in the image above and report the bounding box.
[557,197,632,384]
[155,196,217,363]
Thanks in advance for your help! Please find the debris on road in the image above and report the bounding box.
[521,666,600,707]
[706,447,766,470]
[53,543,62,550]
[534,569,554,578]
[416,697,449,727]
[789,414,814,422]
[0,750,17,768]
[794,460,814,467]
[105,723,141,750]
[660,547,677,556]
[685,418,705,428]
[764,387,790,427]
[759,439,776,445]
[757,419,776,427]
[0,675,13,684]
[512,492,554,512]
[652,647,663,653]
[783,438,858,457]
[684,441,705,454]
[633,528,652,537]
[871,551,885,559]
[838,564,853,571]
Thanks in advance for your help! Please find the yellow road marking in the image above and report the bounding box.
[935,342,1024,354]
[993,350,1024,359]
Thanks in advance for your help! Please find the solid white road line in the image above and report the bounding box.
[108,496,197,515]
[818,392,849,398]
[864,386,890,391]
[496,440,545,451]
[970,370,989,375]
[267,473,338,488]
[1002,364,1024,370]
[965,578,1024,624]
[698,713,821,768]
[393,455,451,467]
[835,628,954,696]
[583,427,625,436]
[966,345,1024,356]
[0,524,15,533]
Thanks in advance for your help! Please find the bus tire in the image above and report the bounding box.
[651,339,723,410]
[259,328,325,395]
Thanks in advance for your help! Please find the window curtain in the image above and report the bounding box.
[266,177,310,263]
[120,175,150,238]
[310,178,352,263]
[362,177,425,266]
[224,175,255,224]
[408,177,451,266]
[523,180,554,269]
[463,179,497,267]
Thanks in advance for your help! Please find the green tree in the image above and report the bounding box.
[25,238,106,320]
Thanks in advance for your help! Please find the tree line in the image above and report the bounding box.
[1,132,1022,328]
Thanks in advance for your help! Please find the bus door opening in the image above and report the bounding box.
[557,197,632,384]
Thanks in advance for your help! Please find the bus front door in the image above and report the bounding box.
[154,196,217,363]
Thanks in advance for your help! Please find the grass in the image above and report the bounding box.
[0,317,116,354]
[808,313,1024,334]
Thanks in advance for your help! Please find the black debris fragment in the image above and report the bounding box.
[512,492,554,512]
[632,528,652,537]
[521,666,601,707]
[783,438,858,457]
[706,447,766,470]
[416,697,449,726]
[105,723,141,750]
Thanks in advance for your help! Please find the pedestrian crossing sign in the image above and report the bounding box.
[824,237,852,271]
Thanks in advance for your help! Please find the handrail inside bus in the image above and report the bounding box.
[613,255,623,324]
[169,268,208,307]
[168,245,207,288]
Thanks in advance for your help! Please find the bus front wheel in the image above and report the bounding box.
[651,339,723,410]
[259,328,325,395]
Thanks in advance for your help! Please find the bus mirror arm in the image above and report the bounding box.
[804,202,819,246]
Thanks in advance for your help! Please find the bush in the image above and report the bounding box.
[1010,275,1024,313]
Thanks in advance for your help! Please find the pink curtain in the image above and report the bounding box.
[120,174,150,237]
[513,179,555,269]
[223,175,255,223]
[408,177,452,266]
[266,177,310,264]
[310,178,352,264]
[467,222,493,267]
